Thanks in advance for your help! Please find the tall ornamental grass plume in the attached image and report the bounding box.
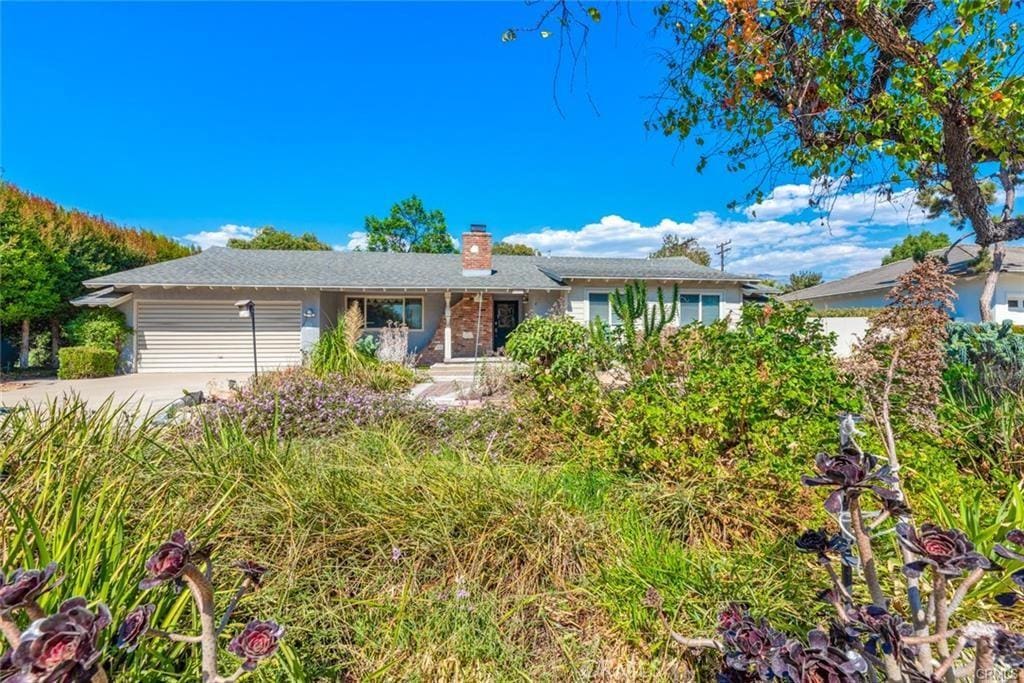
[0,529,282,682]
[308,304,367,377]
[643,413,1024,682]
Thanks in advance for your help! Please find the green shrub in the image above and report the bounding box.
[28,330,51,367]
[946,320,1024,396]
[63,308,132,351]
[505,315,596,383]
[57,346,118,378]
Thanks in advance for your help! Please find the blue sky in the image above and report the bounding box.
[0,1,995,279]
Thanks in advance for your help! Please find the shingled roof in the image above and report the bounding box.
[84,247,755,291]
[780,244,1024,302]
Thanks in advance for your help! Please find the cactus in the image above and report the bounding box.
[610,280,678,340]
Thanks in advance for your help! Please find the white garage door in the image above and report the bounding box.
[136,300,302,373]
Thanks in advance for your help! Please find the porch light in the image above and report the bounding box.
[303,308,316,319]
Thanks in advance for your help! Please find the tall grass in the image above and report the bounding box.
[1,391,1012,680]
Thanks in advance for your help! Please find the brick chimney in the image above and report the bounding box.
[461,224,492,276]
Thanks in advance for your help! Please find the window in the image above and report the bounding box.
[1009,297,1023,312]
[346,297,424,330]
[679,292,721,325]
[587,291,620,325]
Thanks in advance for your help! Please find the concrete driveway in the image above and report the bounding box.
[0,373,251,413]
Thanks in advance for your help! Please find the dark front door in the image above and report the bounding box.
[493,300,520,351]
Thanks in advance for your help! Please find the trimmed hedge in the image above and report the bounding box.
[57,347,118,379]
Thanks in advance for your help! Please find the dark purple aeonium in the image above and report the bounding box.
[993,629,1024,669]
[770,629,867,683]
[843,605,916,666]
[114,603,156,652]
[895,523,993,578]
[11,597,110,682]
[994,530,1024,606]
[0,563,59,613]
[140,530,194,591]
[227,619,284,671]
[795,529,857,566]
[802,450,900,514]
[716,604,787,679]
[234,560,268,589]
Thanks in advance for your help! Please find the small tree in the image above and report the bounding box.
[783,271,823,293]
[882,231,951,266]
[649,234,711,266]
[493,242,540,256]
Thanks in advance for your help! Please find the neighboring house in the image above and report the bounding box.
[72,226,755,373]
[780,244,1024,324]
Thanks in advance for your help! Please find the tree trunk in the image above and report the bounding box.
[979,244,1003,323]
[982,162,1021,321]
[49,317,61,367]
[19,319,30,369]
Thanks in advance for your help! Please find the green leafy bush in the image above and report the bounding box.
[505,315,596,384]
[63,308,132,351]
[57,346,118,378]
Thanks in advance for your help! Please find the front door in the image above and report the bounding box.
[493,300,520,351]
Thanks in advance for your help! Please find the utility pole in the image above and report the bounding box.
[715,240,732,272]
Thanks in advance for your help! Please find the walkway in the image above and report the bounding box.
[410,358,510,407]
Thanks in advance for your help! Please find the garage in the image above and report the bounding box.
[135,300,302,373]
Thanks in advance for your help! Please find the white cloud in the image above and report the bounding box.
[184,224,257,249]
[342,231,368,251]
[503,180,939,279]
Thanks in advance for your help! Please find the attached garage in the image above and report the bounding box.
[135,300,302,373]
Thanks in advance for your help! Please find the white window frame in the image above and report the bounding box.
[344,296,425,331]
[584,288,622,326]
[1007,294,1024,312]
[678,290,724,325]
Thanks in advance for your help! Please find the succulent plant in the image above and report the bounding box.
[769,629,867,682]
[795,529,856,566]
[11,597,110,682]
[717,605,787,679]
[993,629,1024,669]
[233,561,268,590]
[0,563,59,613]
[114,604,155,652]
[895,523,993,578]
[227,619,284,671]
[139,530,194,591]
[802,450,899,513]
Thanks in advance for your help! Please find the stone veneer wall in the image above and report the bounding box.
[419,293,494,364]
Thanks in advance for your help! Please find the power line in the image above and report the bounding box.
[715,240,732,272]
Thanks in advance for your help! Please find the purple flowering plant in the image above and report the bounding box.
[0,530,282,682]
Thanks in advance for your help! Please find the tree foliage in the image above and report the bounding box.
[493,242,540,256]
[226,226,330,251]
[882,231,951,265]
[510,1,1024,248]
[649,233,711,266]
[364,195,456,253]
[782,270,823,293]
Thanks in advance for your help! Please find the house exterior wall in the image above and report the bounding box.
[115,287,320,372]
[562,279,744,326]
[802,272,1024,325]
[526,290,564,318]
[335,291,447,356]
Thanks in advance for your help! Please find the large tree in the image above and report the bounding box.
[508,1,1024,319]
[882,230,951,265]
[364,195,456,253]
[227,226,330,251]
[649,233,711,265]
[0,200,62,368]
